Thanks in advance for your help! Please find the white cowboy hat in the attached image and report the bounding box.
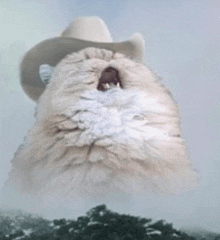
[20,16,145,101]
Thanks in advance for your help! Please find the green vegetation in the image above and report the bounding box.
[0,205,207,240]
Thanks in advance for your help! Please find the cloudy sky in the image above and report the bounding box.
[1,0,220,233]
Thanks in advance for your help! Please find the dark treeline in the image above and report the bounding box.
[0,204,218,240]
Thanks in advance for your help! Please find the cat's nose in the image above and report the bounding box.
[97,67,122,91]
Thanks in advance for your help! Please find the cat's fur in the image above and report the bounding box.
[6,47,198,200]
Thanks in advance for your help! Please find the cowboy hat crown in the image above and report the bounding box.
[62,16,113,42]
[20,16,145,101]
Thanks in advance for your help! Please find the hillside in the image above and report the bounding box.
[0,204,218,240]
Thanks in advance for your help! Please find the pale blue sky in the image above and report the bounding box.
[1,0,220,233]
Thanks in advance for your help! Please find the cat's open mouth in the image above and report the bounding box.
[97,67,123,91]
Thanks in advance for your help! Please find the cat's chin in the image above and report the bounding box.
[57,89,160,147]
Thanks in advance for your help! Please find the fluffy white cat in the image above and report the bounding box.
[5,47,198,200]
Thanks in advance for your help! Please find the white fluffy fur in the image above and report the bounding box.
[6,47,198,200]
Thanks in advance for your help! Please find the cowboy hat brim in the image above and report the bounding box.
[20,34,145,101]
